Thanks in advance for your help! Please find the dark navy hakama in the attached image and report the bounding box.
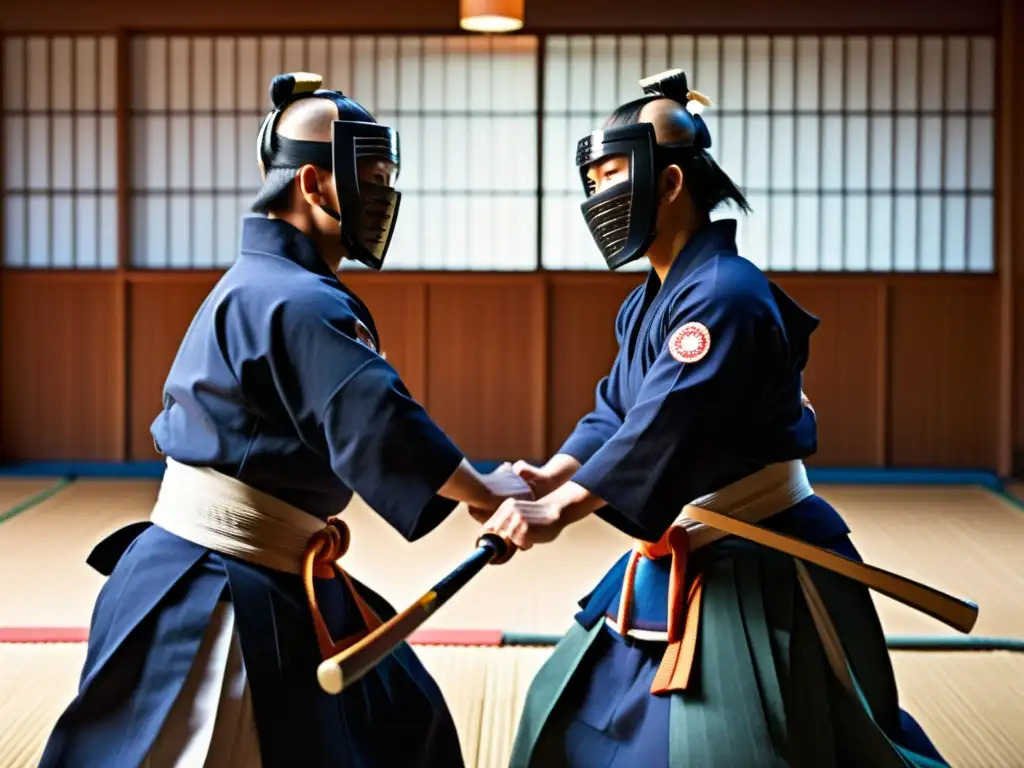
[41,524,463,768]
[40,217,469,767]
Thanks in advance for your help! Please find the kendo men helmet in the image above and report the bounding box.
[575,69,715,271]
[253,72,401,271]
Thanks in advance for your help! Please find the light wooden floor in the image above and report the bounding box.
[1,479,1022,767]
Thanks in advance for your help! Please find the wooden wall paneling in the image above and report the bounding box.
[888,278,1000,468]
[0,266,3,460]
[0,43,5,461]
[1,273,123,460]
[776,278,888,466]
[1001,0,1024,476]
[996,0,1011,476]
[425,276,546,461]
[126,274,221,459]
[0,271,1007,467]
[342,275,429,402]
[112,274,128,460]
[546,274,640,457]
[115,31,132,461]
[0,0,999,34]
[527,0,998,34]
[534,274,550,461]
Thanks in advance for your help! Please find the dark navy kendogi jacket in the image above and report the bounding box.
[562,219,851,631]
[525,219,945,768]
[39,217,467,768]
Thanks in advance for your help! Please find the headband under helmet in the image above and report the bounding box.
[253,72,402,271]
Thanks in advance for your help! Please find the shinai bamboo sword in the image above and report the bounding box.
[317,532,512,695]
[317,506,979,695]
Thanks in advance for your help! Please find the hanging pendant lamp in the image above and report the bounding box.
[459,0,524,33]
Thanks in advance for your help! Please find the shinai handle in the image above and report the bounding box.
[317,533,513,695]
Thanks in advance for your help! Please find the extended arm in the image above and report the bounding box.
[483,288,759,549]
[272,297,527,541]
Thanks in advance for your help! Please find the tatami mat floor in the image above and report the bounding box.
[0,479,61,519]
[888,651,1024,768]
[821,485,1024,638]
[1007,482,1024,504]
[0,479,1022,767]
[1,642,1021,768]
[0,479,158,626]
[1,480,1021,636]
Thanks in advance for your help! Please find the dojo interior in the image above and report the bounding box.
[1,0,1023,765]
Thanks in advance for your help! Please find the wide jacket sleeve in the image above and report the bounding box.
[270,294,464,541]
[570,287,758,541]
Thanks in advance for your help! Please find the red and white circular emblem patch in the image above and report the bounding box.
[668,322,711,363]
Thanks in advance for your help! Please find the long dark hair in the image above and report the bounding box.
[605,74,751,216]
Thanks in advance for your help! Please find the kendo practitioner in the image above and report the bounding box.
[483,70,948,767]
[39,72,532,768]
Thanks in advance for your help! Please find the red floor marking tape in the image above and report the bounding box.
[407,629,504,646]
[0,627,89,643]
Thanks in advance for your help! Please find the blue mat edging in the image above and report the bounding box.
[0,461,1010,490]
[0,461,168,479]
